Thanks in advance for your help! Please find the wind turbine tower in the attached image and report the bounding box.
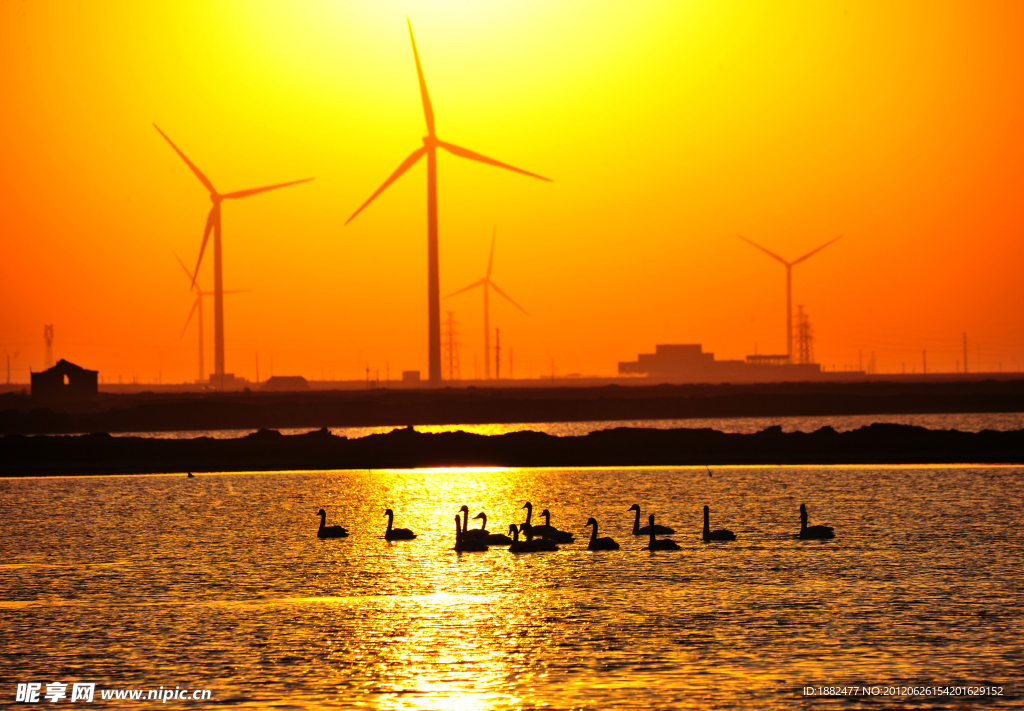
[154,125,312,388]
[174,253,246,383]
[443,227,528,379]
[345,20,550,383]
[739,235,840,363]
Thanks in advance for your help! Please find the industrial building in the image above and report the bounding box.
[619,344,821,382]
[261,375,310,392]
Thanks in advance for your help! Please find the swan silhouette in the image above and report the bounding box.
[383,509,417,540]
[521,501,535,528]
[522,523,559,550]
[584,518,620,550]
[799,504,835,539]
[316,508,348,539]
[702,505,736,542]
[473,512,513,545]
[458,505,488,541]
[536,509,575,543]
[509,524,558,553]
[628,504,675,535]
[508,524,532,553]
[454,515,488,552]
[521,503,574,542]
[469,511,490,535]
[646,514,680,551]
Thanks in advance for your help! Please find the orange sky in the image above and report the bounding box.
[2,0,1023,383]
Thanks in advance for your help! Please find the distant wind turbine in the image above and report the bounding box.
[443,227,527,379]
[173,253,247,384]
[154,124,312,388]
[739,235,841,363]
[345,19,551,383]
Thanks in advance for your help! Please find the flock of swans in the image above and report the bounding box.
[317,501,835,550]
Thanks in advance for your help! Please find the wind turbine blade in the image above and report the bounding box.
[489,281,529,315]
[181,298,200,336]
[221,178,314,200]
[220,289,250,295]
[173,251,195,284]
[790,235,842,266]
[407,19,435,136]
[438,140,552,182]
[738,235,789,266]
[442,279,486,300]
[191,205,217,290]
[486,226,496,279]
[153,124,216,195]
[345,146,427,225]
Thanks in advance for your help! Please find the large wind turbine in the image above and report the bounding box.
[443,227,527,379]
[155,124,312,388]
[739,235,841,363]
[345,20,551,383]
[173,253,246,383]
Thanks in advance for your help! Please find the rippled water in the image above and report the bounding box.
[2,466,1022,709]
[106,411,1024,439]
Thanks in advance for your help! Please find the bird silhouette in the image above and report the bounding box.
[509,524,558,553]
[798,504,835,539]
[316,509,348,539]
[584,518,620,550]
[454,516,488,552]
[702,505,736,542]
[646,514,681,551]
[472,512,512,545]
[383,508,417,540]
[628,504,675,536]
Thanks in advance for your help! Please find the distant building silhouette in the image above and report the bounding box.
[620,344,715,376]
[619,344,821,381]
[207,373,250,390]
[745,354,789,367]
[402,371,421,383]
[261,375,310,392]
[31,359,98,402]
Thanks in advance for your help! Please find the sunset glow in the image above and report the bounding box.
[3,1,1023,383]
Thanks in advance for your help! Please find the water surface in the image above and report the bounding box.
[1,466,1021,709]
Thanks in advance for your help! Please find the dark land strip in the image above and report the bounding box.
[2,379,1023,436]
[3,424,1023,477]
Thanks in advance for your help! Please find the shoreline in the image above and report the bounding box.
[2,379,1023,436]
[3,423,1023,477]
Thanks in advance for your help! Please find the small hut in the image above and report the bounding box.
[31,359,99,402]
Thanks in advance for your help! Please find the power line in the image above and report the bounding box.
[43,325,54,370]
